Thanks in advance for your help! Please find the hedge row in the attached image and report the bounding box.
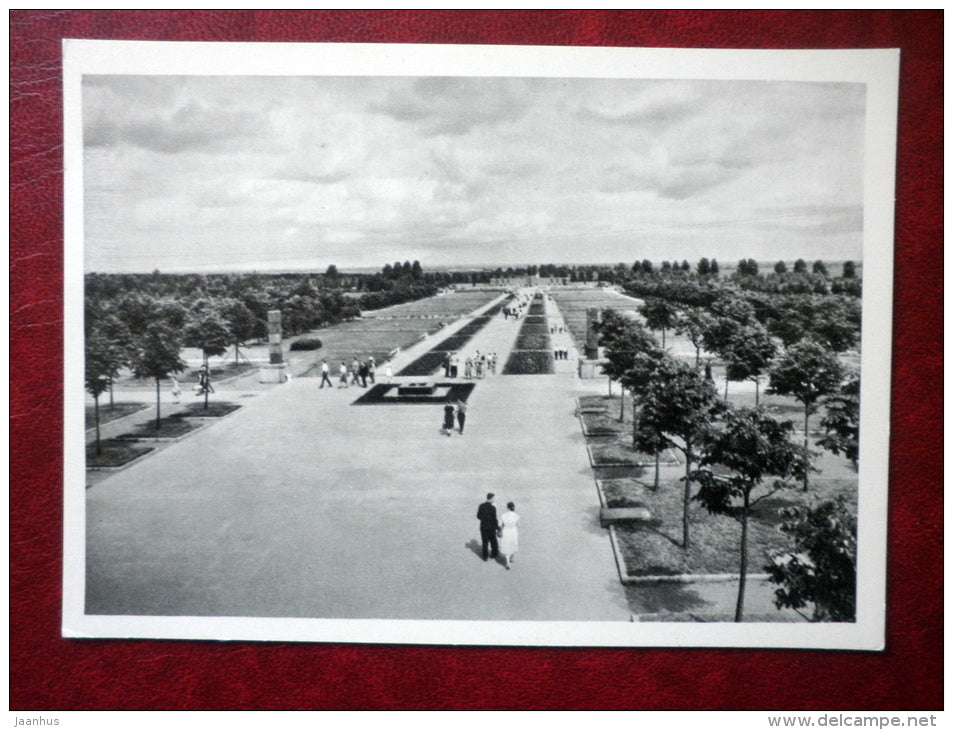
[514,332,551,350]
[502,350,555,375]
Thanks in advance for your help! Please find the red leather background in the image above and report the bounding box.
[10,10,942,710]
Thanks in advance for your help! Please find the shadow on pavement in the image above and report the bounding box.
[625,582,712,615]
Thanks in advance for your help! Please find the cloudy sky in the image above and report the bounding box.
[83,74,865,273]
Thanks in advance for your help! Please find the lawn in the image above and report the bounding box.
[86,440,154,469]
[85,401,149,430]
[549,287,644,349]
[115,416,203,440]
[578,393,858,578]
[180,402,242,417]
[364,290,501,318]
[606,474,857,577]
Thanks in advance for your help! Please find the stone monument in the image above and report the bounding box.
[259,309,288,383]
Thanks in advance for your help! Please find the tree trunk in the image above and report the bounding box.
[754,377,760,406]
[803,406,811,491]
[154,378,161,431]
[682,442,692,549]
[654,451,660,491]
[661,328,666,348]
[108,377,114,408]
[94,394,102,456]
[724,377,729,400]
[619,387,625,423]
[735,492,750,622]
[204,352,210,410]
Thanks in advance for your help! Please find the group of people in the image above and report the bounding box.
[476,492,521,570]
[442,351,498,379]
[502,292,534,320]
[442,399,468,435]
[318,357,393,389]
[553,347,571,360]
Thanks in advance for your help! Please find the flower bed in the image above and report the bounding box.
[397,351,448,377]
[352,382,476,405]
[514,332,551,350]
[396,311,502,376]
[502,350,554,375]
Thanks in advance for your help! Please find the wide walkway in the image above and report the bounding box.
[85,322,631,621]
[83,287,796,625]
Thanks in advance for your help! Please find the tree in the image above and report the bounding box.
[766,496,857,621]
[639,297,679,348]
[220,298,258,363]
[722,322,778,404]
[184,309,232,409]
[693,406,809,621]
[85,329,129,455]
[774,260,788,275]
[767,339,846,490]
[596,309,659,422]
[809,295,861,353]
[325,264,339,278]
[812,260,829,277]
[674,306,712,369]
[697,257,711,276]
[637,357,722,548]
[817,372,860,471]
[622,349,668,490]
[132,322,186,430]
[701,292,757,373]
[842,261,857,279]
[793,258,808,274]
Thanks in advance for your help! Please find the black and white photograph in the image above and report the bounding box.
[63,41,898,648]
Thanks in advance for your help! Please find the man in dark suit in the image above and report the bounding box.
[476,492,499,562]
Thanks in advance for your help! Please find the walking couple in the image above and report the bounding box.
[476,493,521,570]
[442,398,467,436]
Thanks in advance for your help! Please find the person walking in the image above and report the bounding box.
[359,360,369,388]
[338,361,349,388]
[170,376,182,403]
[350,359,361,386]
[498,502,521,570]
[368,357,376,384]
[384,362,393,383]
[456,399,467,435]
[442,400,456,436]
[319,360,333,389]
[476,493,499,562]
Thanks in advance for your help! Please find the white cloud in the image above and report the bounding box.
[83,75,865,272]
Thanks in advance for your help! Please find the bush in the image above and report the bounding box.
[290,338,322,351]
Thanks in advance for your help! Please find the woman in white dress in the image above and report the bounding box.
[498,502,521,570]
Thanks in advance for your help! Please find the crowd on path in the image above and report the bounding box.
[317,356,394,389]
[442,350,498,380]
[476,492,521,570]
